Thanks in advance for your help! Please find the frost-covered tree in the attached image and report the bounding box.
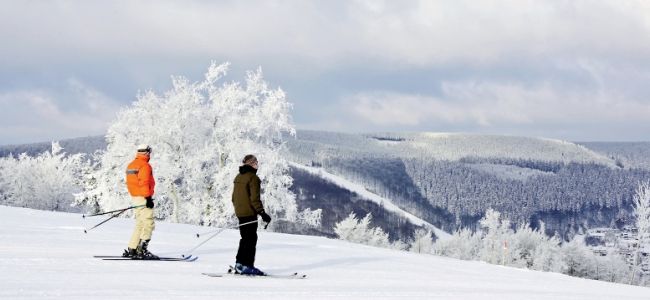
[333,212,361,241]
[631,180,650,285]
[478,209,513,265]
[598,251,632,283]
[561,236,595,278]
[0,142,87,211]
[433,228,482,260]
[529,234,564,272]
[334,212,403,249]
[559,236,632,283]
[76,62,321,227]
[409,228,433,254]
[509,222,563,272]
[430,208,633,284]
[433,218,564,271]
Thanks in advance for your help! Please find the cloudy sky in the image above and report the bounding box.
[1,0,649,144]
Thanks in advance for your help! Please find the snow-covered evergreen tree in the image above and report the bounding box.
[76,62,320,227]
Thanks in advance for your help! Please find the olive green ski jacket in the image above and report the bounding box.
[232,165,264,218]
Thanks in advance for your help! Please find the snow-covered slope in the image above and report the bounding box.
[1,205,647,300]
[290,162,451,240]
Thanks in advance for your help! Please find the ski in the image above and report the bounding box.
[101,257,197,262]
[94,255,197,262]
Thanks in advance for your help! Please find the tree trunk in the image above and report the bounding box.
[169,183,180,223]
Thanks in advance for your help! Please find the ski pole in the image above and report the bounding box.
[182,220,259,257]
[195,219,269,238]
[82,205,145,218]
[83,208,132,234]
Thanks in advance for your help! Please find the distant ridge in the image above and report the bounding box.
[0,135,106,157]
[289,130,619,167]
[2,131,647,170]
[3,130,649,240]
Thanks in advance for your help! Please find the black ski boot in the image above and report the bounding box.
[135,239,159,260]
[122,248,137,258]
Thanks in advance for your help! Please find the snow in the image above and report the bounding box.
[290,162,451,240]
[1,206,649,300]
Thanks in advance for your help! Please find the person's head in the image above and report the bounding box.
[137,144,152,156]
[242,154,258,169]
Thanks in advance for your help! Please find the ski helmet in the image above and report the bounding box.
[137,144,151,153]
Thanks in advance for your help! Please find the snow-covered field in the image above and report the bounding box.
[1,205,648,300]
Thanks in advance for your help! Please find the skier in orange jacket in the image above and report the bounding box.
[123,144,158,259]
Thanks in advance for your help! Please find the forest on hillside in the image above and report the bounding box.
[2,131,649,241]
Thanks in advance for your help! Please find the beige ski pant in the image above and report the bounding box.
[127,196,155,249]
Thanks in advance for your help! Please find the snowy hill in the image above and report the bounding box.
[0,135,105,158]
[287,130,618,168]
[1,205,648,300]
[285,131,650,238]
[2,131,649,240]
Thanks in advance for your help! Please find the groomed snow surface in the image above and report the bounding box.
[1,206,648,300]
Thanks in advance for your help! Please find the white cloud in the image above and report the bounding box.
[1,1,650,141]
[347,80,650,130]
[0,80,122,144]
[1,1,649,68]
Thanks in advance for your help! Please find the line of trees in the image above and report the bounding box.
[333,180,650,286]
[334,207,645,286]
[0,142,88,212]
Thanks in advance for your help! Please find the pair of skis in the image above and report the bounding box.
[93,254,197,262]
[202,265,307,279]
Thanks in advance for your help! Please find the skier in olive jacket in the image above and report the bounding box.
[232,154,272,275]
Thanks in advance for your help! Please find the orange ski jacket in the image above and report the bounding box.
[125,153,155,197]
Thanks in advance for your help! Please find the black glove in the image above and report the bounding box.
[145,196,154,209]
[259,211,272,223]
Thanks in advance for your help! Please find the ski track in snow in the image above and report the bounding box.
[290,162,451,239]
[1,205,649,300]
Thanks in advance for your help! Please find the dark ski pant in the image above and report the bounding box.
[236,216,258,267]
